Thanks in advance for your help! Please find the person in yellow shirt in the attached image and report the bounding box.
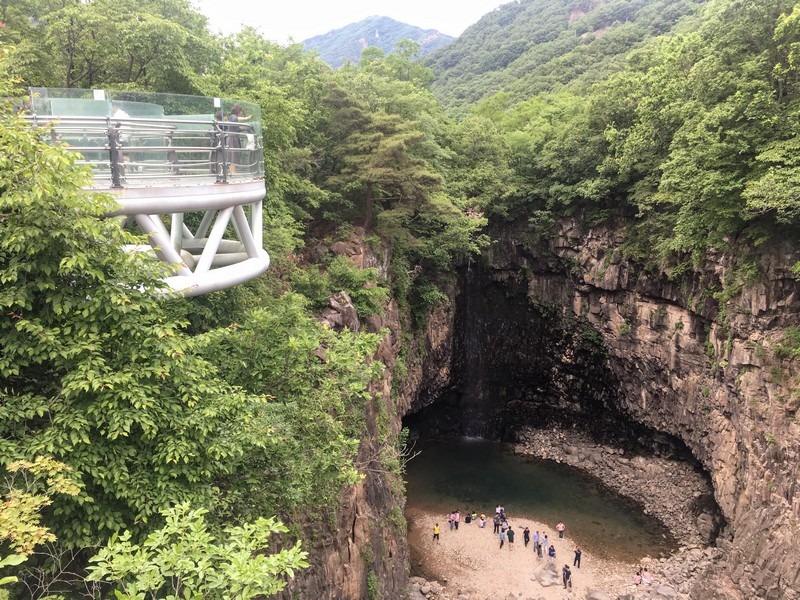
[433,523,440,542]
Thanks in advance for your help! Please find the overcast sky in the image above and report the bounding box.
[194,0,511,42]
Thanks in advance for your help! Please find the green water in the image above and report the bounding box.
[404,438,676,562]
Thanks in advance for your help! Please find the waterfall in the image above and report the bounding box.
[455,262,501,438]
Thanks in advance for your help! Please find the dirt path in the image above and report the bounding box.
[407,507,641,599]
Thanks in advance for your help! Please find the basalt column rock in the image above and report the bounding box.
[409,258,678,449]
[486,218,800,599]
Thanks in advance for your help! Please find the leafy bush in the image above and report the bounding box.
[775,328,800,359]
[327,256,390,317]
[87,503,308,599]
[291,257,389,318]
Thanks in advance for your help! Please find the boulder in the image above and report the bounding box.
[584,591,613,600]
[330,240,358,256]
[534,562,561,587]
[650,585,678,599]
[318,291,360,332]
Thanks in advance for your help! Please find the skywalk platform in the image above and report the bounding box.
[24,88,270,297]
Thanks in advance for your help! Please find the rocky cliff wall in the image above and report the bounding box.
[482,219,800,599]
[285,217,800,598]
[280,232,458,600]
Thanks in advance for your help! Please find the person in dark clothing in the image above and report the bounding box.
[226,104,252,174]
[493,513,501,534]
[574,547,582,568]
[507,526,515,550]
[562,565,572,589]
[523,526,530,547]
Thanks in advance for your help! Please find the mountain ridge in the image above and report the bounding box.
[426,0,704,109]
[303,15,454,67]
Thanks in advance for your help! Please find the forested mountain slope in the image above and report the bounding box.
[303,16,454,67]
[427,0,704,110]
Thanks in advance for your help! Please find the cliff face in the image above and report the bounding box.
[478,219,800,599]
[280,233,458,600]
[288,217,800,598]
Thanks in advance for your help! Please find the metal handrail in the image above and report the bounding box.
[23,115,264,188]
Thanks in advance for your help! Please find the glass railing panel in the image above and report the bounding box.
[25,88,263,187]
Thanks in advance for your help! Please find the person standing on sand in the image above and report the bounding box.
[448,511,455,531]
[533,530,540,554]
[556,521,566,539]
[454,510,460,530]
[543,533,550,551]
[562,564,572,588]
[499,527,507,549]
[548,544,556,562]
[493,513,501,534]
[573,547,582,568]
[523,526,530,548]
[507,526,515,550]
[433,523,440,542]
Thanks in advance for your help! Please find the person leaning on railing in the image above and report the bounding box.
[227,104,252,175]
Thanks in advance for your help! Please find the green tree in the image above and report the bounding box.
[323,81,441,229]
[196,294,384,517]
[443,115,518,218]
[7,0,213,91]
[203,29,334,223]
[87,503,308,599]
[0,458,80,556]
[0,81,266,547]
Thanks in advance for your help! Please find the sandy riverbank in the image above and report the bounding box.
[407,506,644,599]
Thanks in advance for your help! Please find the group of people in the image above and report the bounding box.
[432,505,659,594]
[444,509,481,530]
[107,101,253,178]
[434,506,583,590]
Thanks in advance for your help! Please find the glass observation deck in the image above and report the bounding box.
[24,88,270,297]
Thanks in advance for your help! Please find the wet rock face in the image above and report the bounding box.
[476,219,800,599]
[406,265,631,441]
